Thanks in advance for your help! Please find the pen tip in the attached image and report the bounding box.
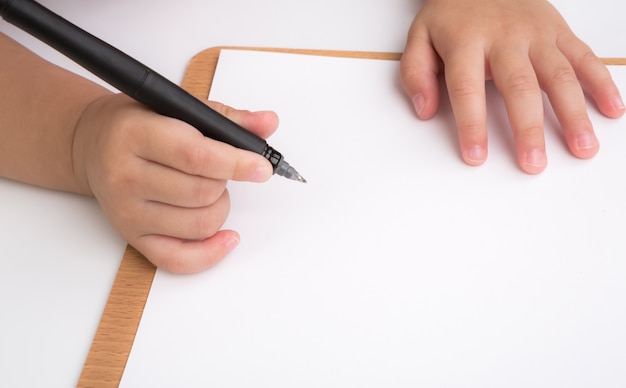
[287,167,307,183]
[275,159,307,183]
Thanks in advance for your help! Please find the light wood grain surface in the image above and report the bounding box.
[77,245,155,387]
[77,48,626,386]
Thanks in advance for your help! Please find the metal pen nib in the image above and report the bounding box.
[275,159,307,183]
[263,145,306,183]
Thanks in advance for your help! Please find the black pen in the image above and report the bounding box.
[0,0,306,182]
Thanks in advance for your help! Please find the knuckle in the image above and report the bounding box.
[548,65,577,87]
[99,157,136,195]
[513,125,544,142]
[233,157,253,180]
[504,71,539,95]
[106,196,143,235]
[194,195,229,238]
[190,179,226,204]
[576,49,601,69]
[209,101,238,119]
[161,255,187,274]
[458,119,486,139]
[565,110,592,128]
[181,144,210,176]
[107,106,146,147]
[449,78,481,98]
[195,210,220,238]
[400,69,418,91]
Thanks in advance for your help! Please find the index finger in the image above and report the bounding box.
[138,116,273,183]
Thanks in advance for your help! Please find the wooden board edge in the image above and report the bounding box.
[604,58,626,65]
[77,245,156,387]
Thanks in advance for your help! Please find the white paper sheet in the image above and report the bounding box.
[121,50,626,387]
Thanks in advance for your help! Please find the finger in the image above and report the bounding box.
[207,100,280,139]
[135,230,241,274]
[531,46,598,159]
[132,159,227,207]
[444,46,488,166]
[137,117,273,182]
[133,189,231,241]
[400,24,441,119]
[489,48,546,174]
[557,35,626,119]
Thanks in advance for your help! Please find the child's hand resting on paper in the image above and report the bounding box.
[401,0,625,173]
[0,33,277,273]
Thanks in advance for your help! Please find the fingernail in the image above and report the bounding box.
[241,110,277,128]
[464,145,486,164]
[412,94,426,118]
[576,133,597,150]
[251,110,273,118]
[612,95,625,111]
[241,111,265,127]
[225,234,240,254]
[525,149,546,168]
[251,163,273,182]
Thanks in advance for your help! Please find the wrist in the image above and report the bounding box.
[71,93,115,196]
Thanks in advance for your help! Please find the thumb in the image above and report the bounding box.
[136,229,242,274]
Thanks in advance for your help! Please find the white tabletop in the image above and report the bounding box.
[0,0,623,386]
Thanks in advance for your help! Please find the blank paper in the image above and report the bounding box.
[120,50,626,387]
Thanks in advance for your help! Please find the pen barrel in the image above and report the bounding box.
[0,0,146,93]
[137,72,269,154]
[0,0,278,167]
